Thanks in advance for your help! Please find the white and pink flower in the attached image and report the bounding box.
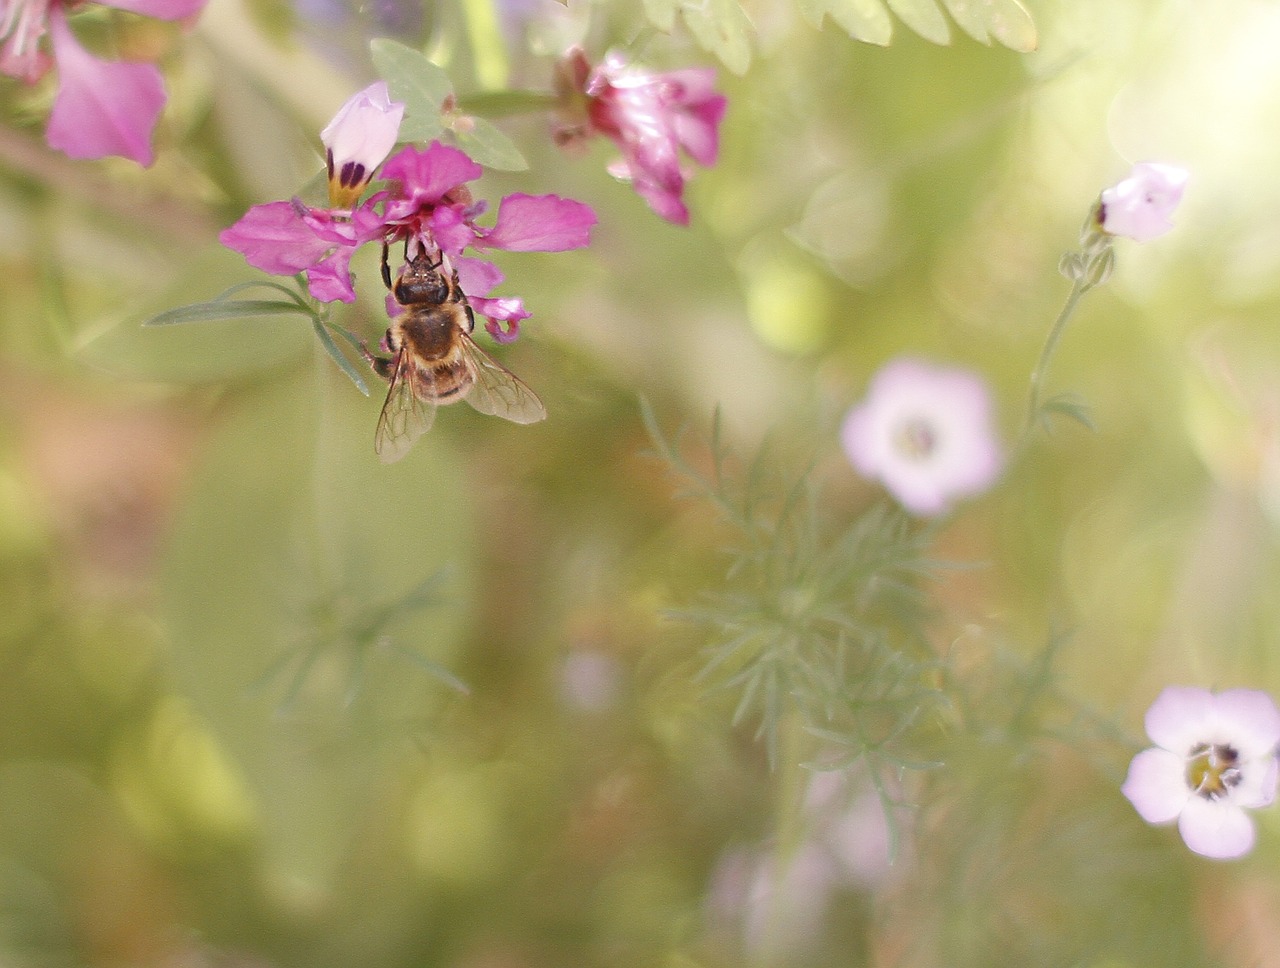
[841,358,1004,517]
[1122,686,1280,860]
[1098,162,1189,243]
[321,81,405,209]
[1,0,206,165]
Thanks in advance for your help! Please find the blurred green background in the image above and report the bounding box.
[2,0,1280,965]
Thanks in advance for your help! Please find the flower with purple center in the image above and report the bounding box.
[1,0,207,165]
[553,46,727,226]
[1122,686,1280,860]
[1098,162,1189,243]
[321,81,405,209]
[841,358,1003,517]
[220,129,596,342]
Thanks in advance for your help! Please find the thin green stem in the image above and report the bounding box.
[1019,276,1087,448]
[751,712,809,968]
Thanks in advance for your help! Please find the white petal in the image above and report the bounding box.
[1178,797,1255,859]
[1212,689,1280,759]
[1233,754,1279,809]
[1121,748,1189,823]
[1144,686,1216,753]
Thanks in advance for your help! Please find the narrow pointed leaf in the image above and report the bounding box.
[887,0,950,43]
[311,318,369,395]
[940,0,1036,50]
[143,299,311,326]
[799,0,894,45]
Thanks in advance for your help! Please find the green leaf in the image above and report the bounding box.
[641,0,679,31]
[452,116,528,171]
[371,38,453,142]
[312,319,369,396]
[142,299,309,327]
[887,0,950,44]
[682,0,753,74]
[940,0,1037,50]
[801,0,1036,49]
[799,0,894,46]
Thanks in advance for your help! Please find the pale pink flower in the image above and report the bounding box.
[1,0,206,165]
[321,81,405,208]
[1122,686,1280,860]
[1099,162,1189,243]
[841,358,1003,517]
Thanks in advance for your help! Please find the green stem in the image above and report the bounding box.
[1019,276,1087,446]
[456,90,559,119]
[751,712,808,968]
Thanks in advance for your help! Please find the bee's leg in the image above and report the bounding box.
[380,241,392,290]
[358,338,396,382]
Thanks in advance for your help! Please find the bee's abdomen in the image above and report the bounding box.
[417,358,473,402]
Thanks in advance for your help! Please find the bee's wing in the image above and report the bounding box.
[374,351,438,463]
[459,333,548,425]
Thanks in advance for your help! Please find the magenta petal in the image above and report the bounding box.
[471,295,529,344]
[307,250,358,303]
[219,201,333,274]
[672,93,727,166]
[98,0,209,18]
[631,177,690,226]
[429,205,480,256]
[482,193,597,251]
[45,7,165,165]
[454,256,503,297]
[381,142,482,206]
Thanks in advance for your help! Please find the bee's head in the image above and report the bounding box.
[394,252,451,306]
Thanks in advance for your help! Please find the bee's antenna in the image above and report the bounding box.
[380,241,392,290]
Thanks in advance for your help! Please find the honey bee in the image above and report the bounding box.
[362,244,546,463]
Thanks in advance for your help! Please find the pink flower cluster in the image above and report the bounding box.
[0,0,206,165]
[220,84,596,343]
[554,47,727,226]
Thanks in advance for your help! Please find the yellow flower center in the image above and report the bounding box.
[1186,743,1242,800]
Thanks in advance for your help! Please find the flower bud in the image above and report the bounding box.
[321,81,405,208]
[1098,162,1189,243]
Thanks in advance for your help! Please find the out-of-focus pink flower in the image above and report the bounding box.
[220,138,596,341]
[553,46,727,226]
[1122,686,1280,860]
[321,81,405,208]
[841,358,1003,517]
[1,0,206,165]
[1099,162,1189,243]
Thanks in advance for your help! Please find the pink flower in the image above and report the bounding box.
[553,46,727,226]
[1122,686,1280,860]
[1099,162,1189,243]
[841,358,1003,517]
[1,0,206,165]
[321,81,405,208]
[220,139,596,340]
